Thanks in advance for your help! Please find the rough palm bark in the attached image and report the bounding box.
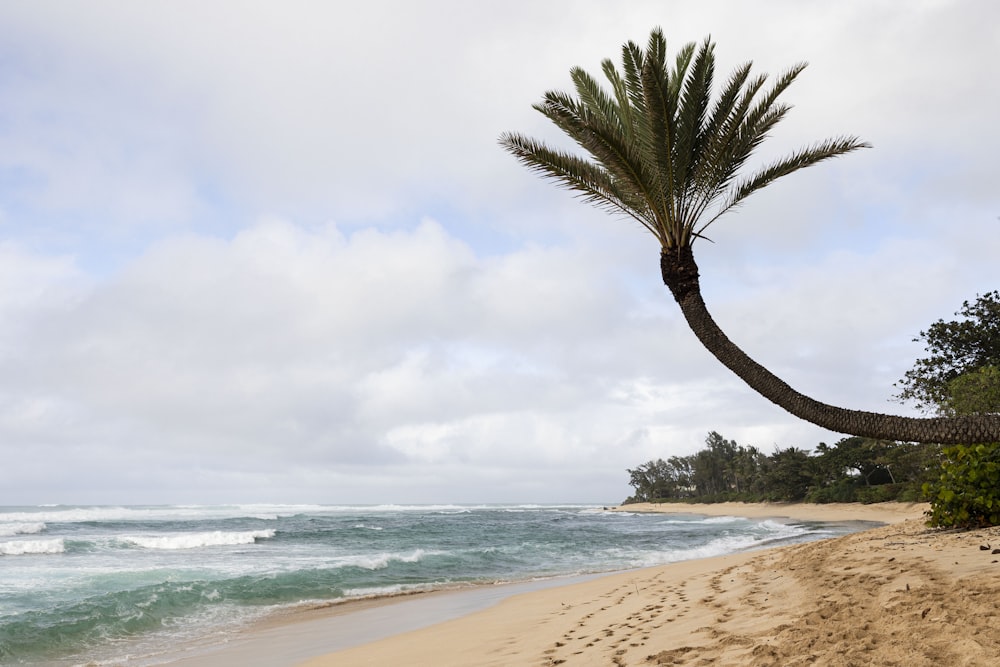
[662,247,1000,444]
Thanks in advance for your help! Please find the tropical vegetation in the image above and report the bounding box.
[894,291,1000,416]
[897,292,1000,527]
[624,431,936,505]
[501,28,1000,444]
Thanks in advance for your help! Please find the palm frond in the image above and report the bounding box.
[620,41,646,111]
[694,72,768,200]
[667,41,696,104]
[571,67,623,134]
[499,132,660,237]
[688,62,752,192]
[638,33,686,242]
[673,38,715,231]
[713,64,807,184]
[602,58,635,141]
[699,136,871,233]
[532,93,652,202]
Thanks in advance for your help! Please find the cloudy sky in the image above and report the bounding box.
[1,1,997,505]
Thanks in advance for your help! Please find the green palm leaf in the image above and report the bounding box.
[499,28,870,254]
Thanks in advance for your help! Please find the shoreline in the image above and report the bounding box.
[295,500,1000,666]
[157,573,608,666]
[155,501,988,666]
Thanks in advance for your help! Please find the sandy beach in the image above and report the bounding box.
[287,502,1000,666]
[613,500,930,523]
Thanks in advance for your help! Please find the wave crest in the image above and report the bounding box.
[338,549,435,570]
[119,530,276,550]
[0,538,65,556]
[0,522,47,537]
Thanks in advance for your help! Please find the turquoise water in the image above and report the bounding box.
[0,504,871,665]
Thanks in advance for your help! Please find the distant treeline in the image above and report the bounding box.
[624,431,940,505]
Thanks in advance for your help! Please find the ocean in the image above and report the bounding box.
[0,504,873,666]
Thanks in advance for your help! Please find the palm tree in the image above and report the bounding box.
[500,28,1000,444]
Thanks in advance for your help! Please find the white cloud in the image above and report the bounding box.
[0,218,678,501]
[0,1,998,503]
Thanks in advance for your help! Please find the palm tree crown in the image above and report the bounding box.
[500,28,868,258]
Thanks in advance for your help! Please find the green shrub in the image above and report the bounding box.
[855,483,911,504]
[894,484,926,503]
[805,479,860,504]
[924,442,1000,528]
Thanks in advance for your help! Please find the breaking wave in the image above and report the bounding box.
[0,521,46,537]
[0,538,65,556]
[118,530,276,550]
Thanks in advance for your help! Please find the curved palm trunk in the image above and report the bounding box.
[661,247,1000,445]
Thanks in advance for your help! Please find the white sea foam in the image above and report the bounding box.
[759,519,796,531]
[0,503,603,524]
[650,515,747,526]
[0,504,317,524]
[0,522,46,537]
[751,520,811,546]
[364,504,477,512]
[657,519,735,527]
[352,524,384,531]
[355,503,597,513]
[119,530,276,550]
[616,536,761,569]
[0,538,65,556]
[693,520,808,555]
[336,549,437,570]
[340,582,440,599]
[700,515,746,524]
[607,519,813,569]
